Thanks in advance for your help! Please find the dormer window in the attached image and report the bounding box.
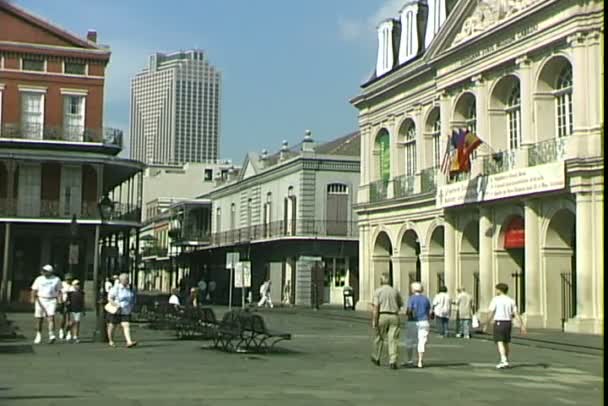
[376,20,397,77]
[425,0,447,48]
[399,2,424,64]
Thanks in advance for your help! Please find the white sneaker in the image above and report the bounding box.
[496,361,510,369]
[34,332,42,344]
[58,329,64,340]
[456,333,462,338]
[66,332,72,341]
[49,334,57,344]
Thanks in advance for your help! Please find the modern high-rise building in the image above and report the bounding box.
[130,50,221,165]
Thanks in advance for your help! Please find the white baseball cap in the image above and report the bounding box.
[42,264,54,273]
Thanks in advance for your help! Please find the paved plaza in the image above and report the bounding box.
[0,309,603,406]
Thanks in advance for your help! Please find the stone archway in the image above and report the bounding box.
[543,209,576,329]
[372,231,393,291]
[497,215,526,313]
[392,229,420,297]
[424,225,444,298]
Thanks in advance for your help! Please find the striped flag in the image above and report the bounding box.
[440,134,452,175]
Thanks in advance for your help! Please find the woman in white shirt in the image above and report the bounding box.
[432,286,452,337]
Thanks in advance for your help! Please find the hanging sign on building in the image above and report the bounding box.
[504,217,525,249]
[234,261,251,288]
[437,162,565,208]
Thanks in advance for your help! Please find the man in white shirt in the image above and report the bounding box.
[168,289,181,308]
[432,286,452,337]
[486,283,527,369]
[31,264,63,344]
[257,280,273,308]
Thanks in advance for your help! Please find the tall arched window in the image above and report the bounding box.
[327,184,348,236]
[404,124,417,176]
[375,129,391,183]
[230,203,236,231]
[466,100,477,133]
[263,192,272,237]
[556,66,573,138]
[215,207,221,233]
[507,83,522,149]
[431,114,441,168]
[284,186,296,236]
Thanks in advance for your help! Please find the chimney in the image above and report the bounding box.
[260,149,268,168]
[87,30,97,43]
[301,129,315,154]
[279,140,289,162]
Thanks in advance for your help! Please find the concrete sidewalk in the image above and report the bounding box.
[266,305,604,353]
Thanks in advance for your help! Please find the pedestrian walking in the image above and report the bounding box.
[432,286,451,337]
[207,279,216,304]
[282,280,292,306]
[188,287,200,307]
[257,280,273,308]
[59,272,74,341]
[370,273,403,370]
[404,282,431,368]
[66,279,85,343]
[486,283,526,369]
[106,273,138,348]
[455,287,474,339]
[168,289,181,309]
[197,278,207,304]
[31,264,62,344]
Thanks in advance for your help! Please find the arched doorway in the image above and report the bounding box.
[460,221,479,309]
[373,231,393,290]
[426,225,444,297]
[543,209,576,329]
[498,215,526,313]
[395,229,420,297]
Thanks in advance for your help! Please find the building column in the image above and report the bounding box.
[565,192,602,334]
[524,200,543,327]
[444,213,457,301]
[568,33,588,136]
[420,251,443,299]
[478,208,494,321]
[473,75,488,142]
[356,225,371,311]
[516,56,535,144]
[392,256,416,301]
[1,223,11,303]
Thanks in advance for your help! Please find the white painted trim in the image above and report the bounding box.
[20,57,47,72]
[0,83,5,90]
[60,88,88,96]
[18,85,47,93]
[0,68,104,80]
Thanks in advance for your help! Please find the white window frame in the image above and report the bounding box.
[0,83,4,137]
[431,115,441,168]
[506,84,522,150]
[555,66,573,138]
[21,57,47,72]
[62,91,87,142]
[19,87,47,140]
[403,123,417,176]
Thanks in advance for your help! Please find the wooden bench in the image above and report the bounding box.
[249,314,291,353]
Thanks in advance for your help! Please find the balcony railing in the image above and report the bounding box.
[482,150,516,175]
[0,198,140,222]
[528,138,566,167]
[142,245,168,258]
[420,167,437,194]
[393,174,415,198]
[211,219,358,246]
[370,180,388,202]
[0,123,123,148]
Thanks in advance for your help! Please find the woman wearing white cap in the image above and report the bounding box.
[30,264,62,344]
[404,282,432,368]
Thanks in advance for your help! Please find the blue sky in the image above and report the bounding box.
[17,0,406,162]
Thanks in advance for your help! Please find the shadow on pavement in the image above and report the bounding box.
[400,362,470,369]
[0,344,34,354]
[507,363,550,369]
[0,395,78,401]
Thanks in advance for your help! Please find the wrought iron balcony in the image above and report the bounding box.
[0,123,123,149]
[420,167,437,194]
[141,245,168,258]
[482,150,516,175]
[0,198,140,222]
[210,219,358,247]
[528,138,567,167]
[369,179,389,202]
[393,174,415,198]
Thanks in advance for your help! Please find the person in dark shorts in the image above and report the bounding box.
[106,273,137,348]
[486,283,526,369]
[66,279,85,343]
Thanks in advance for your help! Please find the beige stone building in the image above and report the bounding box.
[352,0,603,334]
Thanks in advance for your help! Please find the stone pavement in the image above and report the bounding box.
[0,308,603,406]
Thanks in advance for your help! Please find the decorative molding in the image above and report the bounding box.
[18,85,47,93]
[453,0,543,46]
[60,88,88,96]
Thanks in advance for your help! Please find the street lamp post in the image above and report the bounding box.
[68,215,79,277]
[93,195,114,343]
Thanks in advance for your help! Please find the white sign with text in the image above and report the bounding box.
[436,162,565,208]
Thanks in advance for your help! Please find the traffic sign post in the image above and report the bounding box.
[235,261,251,308]
[226,252,239,310]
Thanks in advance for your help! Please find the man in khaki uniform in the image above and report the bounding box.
[371,273,403,369]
